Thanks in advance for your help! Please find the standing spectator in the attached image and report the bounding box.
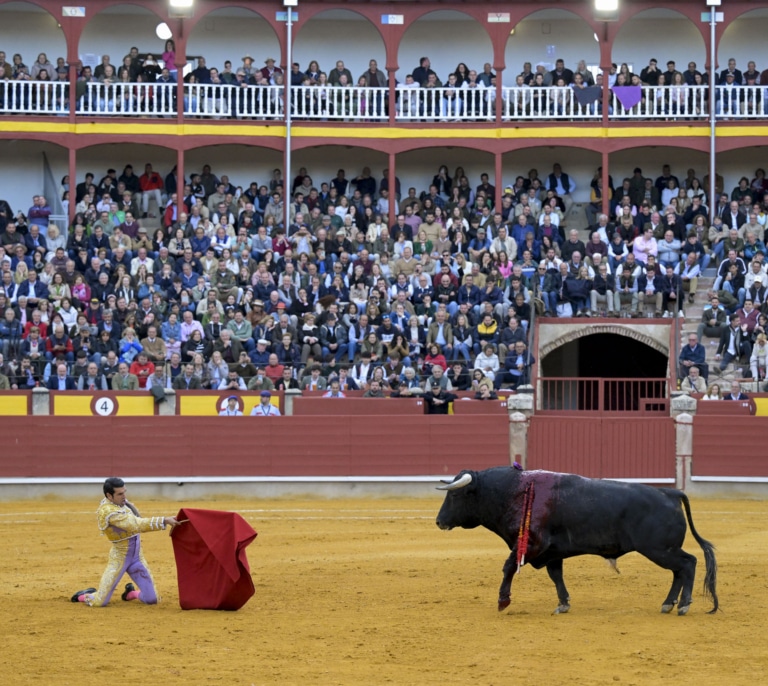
[139,163,164,219]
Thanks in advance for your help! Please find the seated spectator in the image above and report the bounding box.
[678,333,707,381]
[696,295,727,341]
[680,365,706,394]
[715,313,752,372]
[129,351,154,389]
[473,344,499,381]
[494,340,535,390]
[48,361,77,391]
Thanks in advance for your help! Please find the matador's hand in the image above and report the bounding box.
[164,516,181,534]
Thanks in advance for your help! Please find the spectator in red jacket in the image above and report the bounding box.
[139,163,164,219]
[129,350,155,388]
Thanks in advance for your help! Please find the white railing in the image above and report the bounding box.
[501,86,601,120]
[715,85,768,119]
[291,85,388,120]
[2,81,767,122]
[75,82,177,116]
[0,80,69,114]
[184,83,283,119]
[610,85,708,120]
[394,86,492,122]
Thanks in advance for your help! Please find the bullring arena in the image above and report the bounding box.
[4,0,768,682]
[1,495,767,685]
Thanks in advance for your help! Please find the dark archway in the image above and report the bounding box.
[542,332,667,378]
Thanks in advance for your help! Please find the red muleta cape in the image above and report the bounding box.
[171,508,258,611]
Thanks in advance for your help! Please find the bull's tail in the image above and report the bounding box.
[679,492,719,613]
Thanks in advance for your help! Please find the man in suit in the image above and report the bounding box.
[172,363,202,390]
[16,270,49,308]
[716,313,752,371]
[47,362,76,390]
[718,58,743,85]
[300,365,328,391]
[678,333,707,381]
[722,201,746,231]
[723,381,750,401]
[426,309,454,357]
[319,313,348,362]
[112,361,140,390]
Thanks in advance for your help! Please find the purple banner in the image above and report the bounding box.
[612,86,642,110]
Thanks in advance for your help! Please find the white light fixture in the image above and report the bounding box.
[170,0,193,7]
[156,22,172,41]
[706,0,721,5]
[593,32,600,43]
[595,0,619,10]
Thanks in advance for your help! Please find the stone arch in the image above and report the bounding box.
[716,8,768,74]
[612,9,705,78]
[505,8,601,84]
[185,6,280,77]
[396,10,492,84]
[0,1,67,64]
[293,9,385,82]
[540,324,669,360]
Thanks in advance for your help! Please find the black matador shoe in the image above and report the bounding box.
[121,583,136,601]
[70,587,96,602]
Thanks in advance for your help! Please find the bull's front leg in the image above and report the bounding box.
[498,553,517,611]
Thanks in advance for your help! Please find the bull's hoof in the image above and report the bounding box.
[677,605,690,616]
[498,598,511,612]
[660,603,675,614]
[553,604,570,615]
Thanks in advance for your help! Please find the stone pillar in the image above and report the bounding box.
[31,388,50,415]
[158,389,176,416]
[283,388,301,416]
[509,412,529,468]
[670,393,696,418]
[674,412,694,491]
[507,393,533,468]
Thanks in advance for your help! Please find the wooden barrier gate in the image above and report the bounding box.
[528,377,676,482]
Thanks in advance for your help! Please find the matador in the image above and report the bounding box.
[71,477,181,606]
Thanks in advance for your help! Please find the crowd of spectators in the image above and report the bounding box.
[2,154,768,397]
[3,48,768,119]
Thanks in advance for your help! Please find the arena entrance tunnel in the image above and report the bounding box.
[539,332,669,413]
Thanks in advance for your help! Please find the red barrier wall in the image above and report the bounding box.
[527,416,675,480]
[692,416,768,477]
[0,416,509,478]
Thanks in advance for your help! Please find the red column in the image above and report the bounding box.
[176,148,185,222]
[601,150,610,219]
[388,152,396,221]
[173,19,187,124]
[68,147,77,227]
[494,152,503,212]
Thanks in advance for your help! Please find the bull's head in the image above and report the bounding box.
[436,471,481,531]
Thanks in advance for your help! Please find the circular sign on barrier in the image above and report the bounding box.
[218,394,244,413]
[91,396,118,416]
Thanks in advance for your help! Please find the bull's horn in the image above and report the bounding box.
[436,473,473,491]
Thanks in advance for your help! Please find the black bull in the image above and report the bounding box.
[436,467,719,615]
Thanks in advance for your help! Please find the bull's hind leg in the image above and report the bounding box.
[546,559,571,614]
[498,553,516,611]
[642,548,697,615]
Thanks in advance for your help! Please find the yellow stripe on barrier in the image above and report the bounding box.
[112,395,156,416]
[179,394,224,416]
[753,398,768,416]
[52,393,155,416]
[0,395,28,416]
[52,395,92,416]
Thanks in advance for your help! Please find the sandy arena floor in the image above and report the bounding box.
[0,494,766,685]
